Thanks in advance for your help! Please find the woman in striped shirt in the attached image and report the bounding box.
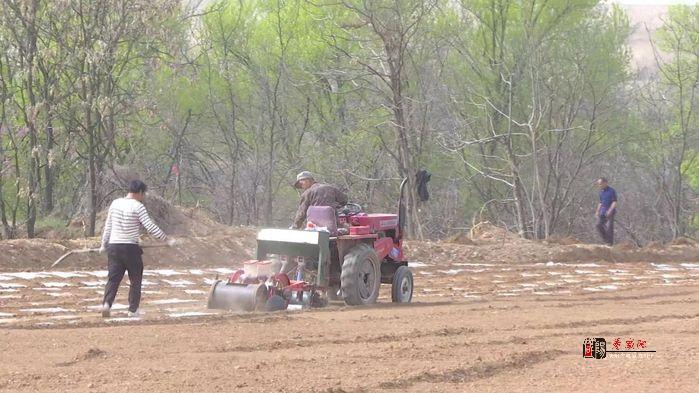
[100,180,175,318]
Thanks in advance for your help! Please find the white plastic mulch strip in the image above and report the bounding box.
[19,307,75,313]
[45,292,72,297]
[438,269,464,275]
[184,289,206,295]
[106,318,139,322]
[661,274,683,279]
[188,269,205,275]
[539,262,601,267]
[48,314,80,320]
[41,282,72,288]
[81,281,103,287]
[651,263,679,271]
[168,311,215,318]
[48,272,87,278]
[0,319,17,324]
[86,271,108,278]
[0,312,14,317]
[0,283,26,288]
[0,275,13,281]
[149,269,185,276]
[148,298,198,305]
[162,279,194,287]
[583,285,618,292]
[87,303,128,311]
[210,268,236,274]
[681,263,699,269]
[3,272,51,280]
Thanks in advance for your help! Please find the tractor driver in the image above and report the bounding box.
[291,171,348,229]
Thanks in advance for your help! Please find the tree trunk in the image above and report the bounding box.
[43,119,55,213]
[24,0,40,239]
[264,125,275,226]
[88,130,97,237]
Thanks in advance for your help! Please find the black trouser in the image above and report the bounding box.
[102,244,144,313]
[596,212,615,246]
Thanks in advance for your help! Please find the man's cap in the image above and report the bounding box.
[294,171,314,188]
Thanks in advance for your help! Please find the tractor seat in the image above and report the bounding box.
[306,206,338,235]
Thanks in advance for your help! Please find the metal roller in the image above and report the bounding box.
[207,280,269,312]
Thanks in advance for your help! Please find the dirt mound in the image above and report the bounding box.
[645,240,664,250]
[470,222,522,243]
[68,194,227,238]
[613,239,638,250]
[443,232,475,245]
[670,237,696,246]
[135,195,226,237]
[547,235,581,245]
[0,226,259,272]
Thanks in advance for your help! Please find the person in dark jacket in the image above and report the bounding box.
[595,177,618,246]
[292,171,348,229]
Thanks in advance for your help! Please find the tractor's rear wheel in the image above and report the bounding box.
[341,244,381,306]
[391,266,413,303]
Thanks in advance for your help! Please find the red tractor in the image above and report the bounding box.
[207,178,417,311]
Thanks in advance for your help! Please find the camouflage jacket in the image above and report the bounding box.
[293,183,348,229]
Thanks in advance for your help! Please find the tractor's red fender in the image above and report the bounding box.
[373,237,393,260]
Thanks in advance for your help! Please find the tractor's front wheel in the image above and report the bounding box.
[341,244,381,306]
[391,266,413,303]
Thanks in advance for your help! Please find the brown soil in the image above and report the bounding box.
[671,237,696,247]
[67,194,228,238]
[1,222,698,392]
[613,239,638,250]
[405,223,698,266]
[547,235,581,245]
[1,285,696,392]
[0,226,257,272]
[443,232,475,245]
[645,240,664,250]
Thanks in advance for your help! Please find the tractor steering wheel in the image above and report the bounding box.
[339,203,363,217]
